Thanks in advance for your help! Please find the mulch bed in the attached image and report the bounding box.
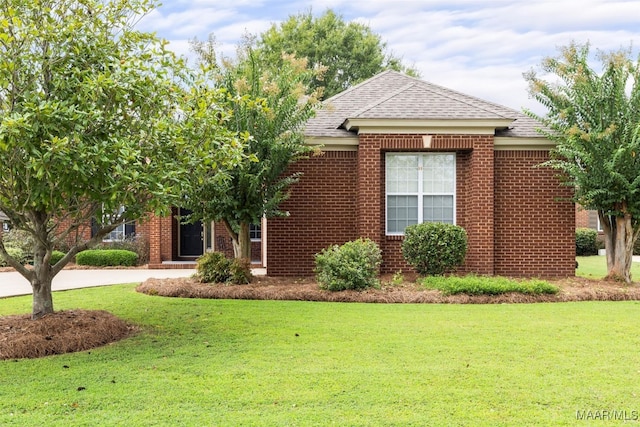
[0,310,136,360]
[136,274,640,304]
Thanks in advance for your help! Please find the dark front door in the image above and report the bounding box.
[179,208,203,257]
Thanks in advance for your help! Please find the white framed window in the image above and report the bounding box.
[93,206,136,242]
[386,153,456,235]
[250,224,261,241]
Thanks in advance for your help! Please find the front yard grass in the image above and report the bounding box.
[2,283,640,426]
[577,255,640,280]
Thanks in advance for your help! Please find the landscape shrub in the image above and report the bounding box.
[196,251,232,283]
[315,238,382,291]
[196,252,253,285]
[0,247,28,267]
[576,228,598,256]
[75,249,138,267]
[229,258,253,285]
[50,250,65,265]
[402,222,467,275]
[2,229,34,264]
[97,233,149,265]
[421,275,559,296]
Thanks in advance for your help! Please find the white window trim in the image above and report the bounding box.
[102,205,134,242]
[385,152,457,236]
[249,223,262,242]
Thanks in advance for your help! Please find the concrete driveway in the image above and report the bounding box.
[0,269,195,298]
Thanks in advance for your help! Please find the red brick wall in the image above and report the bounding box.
[358,133,494,274]
[267,150,358,275]
[494,150,575,277]
[266,139,574,278]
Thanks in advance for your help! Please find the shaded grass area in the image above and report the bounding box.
[420,275,559,295]
[577,255,640,280]
[2,284,640,426]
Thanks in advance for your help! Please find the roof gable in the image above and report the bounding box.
[305,70,542,139]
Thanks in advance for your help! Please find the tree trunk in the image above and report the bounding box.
[31,276,54,320]
[237,222,251,260]
[601,209,635,284]
[222,220,252,260]
[31,240,55,319]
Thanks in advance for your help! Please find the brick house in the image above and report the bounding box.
[145,70,574,277]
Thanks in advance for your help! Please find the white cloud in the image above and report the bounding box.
[144,0,640,112]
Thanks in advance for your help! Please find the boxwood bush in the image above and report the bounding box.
[576,228,598,256]
[402,222,467,275]
[75,249,138,267]
[315,238,382,291]
[50,250,65,265]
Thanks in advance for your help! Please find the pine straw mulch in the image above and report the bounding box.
[3,274,640,361]
[136,274,640,304]
[0,310,137,360]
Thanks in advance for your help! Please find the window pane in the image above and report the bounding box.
[387,195,418,233]
[386,155,418,193]
[423,195,454,223]
[424,154,455,193]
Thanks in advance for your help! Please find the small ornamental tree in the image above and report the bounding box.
[0,0,241,319]
[184,37,322,261]
[525,42,640,283]
[402,223,468,275]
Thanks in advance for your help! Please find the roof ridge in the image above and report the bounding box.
[414,79,518,119]
[349,82,418,118]
[323,69,398,103]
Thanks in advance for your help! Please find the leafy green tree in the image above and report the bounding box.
[256,9,419,99]
[0,0,240,318]
[525,42,640,283]
[184,37,322,260]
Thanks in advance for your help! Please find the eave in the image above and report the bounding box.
[342,118,515,135]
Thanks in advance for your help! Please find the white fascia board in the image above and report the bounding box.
[343,118,514,135]
[305,136,359,151]
[494,137,556,151]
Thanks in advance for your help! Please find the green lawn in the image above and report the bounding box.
[2,284,640,426]
[577,255,640,280]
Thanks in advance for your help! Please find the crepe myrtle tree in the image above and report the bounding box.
[183,36,322,261]
[525,42,640,283]
[0,0,242,319]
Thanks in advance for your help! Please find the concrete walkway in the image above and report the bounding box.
[0,269,195,298]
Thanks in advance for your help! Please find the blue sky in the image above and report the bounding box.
[138,0,640,114]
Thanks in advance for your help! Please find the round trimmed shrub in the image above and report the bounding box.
[402,222,467,275]
[576,228,598,256]
[50,250,65,265]
[75,249,138,267]
[315,238,382,291]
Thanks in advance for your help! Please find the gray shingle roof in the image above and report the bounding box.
[305,70,543,139]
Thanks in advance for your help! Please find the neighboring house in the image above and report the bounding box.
[144,70,574,277]
[0,211,8,233]
[576,206,601,231]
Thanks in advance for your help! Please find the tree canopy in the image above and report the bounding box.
[524,42,640,283]
[256,9,419,99]
[0,0,241,318]
[183,37,322,260]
